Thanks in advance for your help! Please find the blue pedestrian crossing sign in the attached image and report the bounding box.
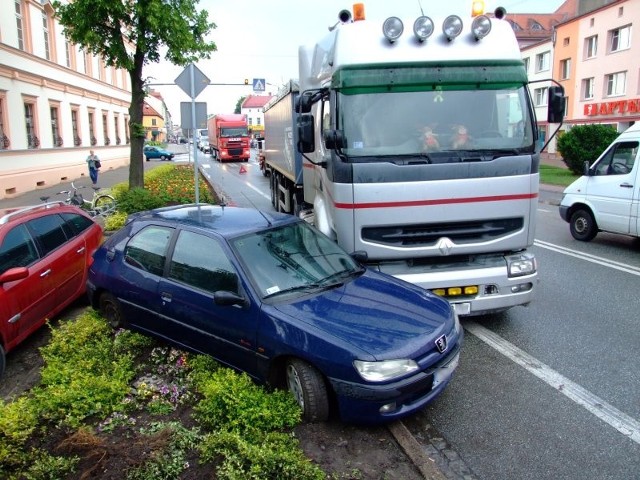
[252,78,265,92]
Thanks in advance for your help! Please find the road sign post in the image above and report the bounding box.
[175,64,210,204]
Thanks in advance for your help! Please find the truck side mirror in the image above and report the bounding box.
[296,95,313,114]
[547,85,565,123]
[297,114,315,153]
[323,129,346,149]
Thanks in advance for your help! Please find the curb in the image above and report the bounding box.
[388,421,448,480]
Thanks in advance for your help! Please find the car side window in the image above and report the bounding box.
[124,226,173,276]
[168,230,238,294]
[0,224,39,272]
[594,141,638,176]
[61,212,94,235]
[27,214,69,256]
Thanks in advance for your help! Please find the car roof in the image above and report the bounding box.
[0,201,89,226]
[130,204,298,237]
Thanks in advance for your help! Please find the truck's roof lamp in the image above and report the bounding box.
[443,15,463,41]
[382,17,404,43]
[353,3,365,21]
[413,16,434,42]
[471,15,491,40]
[471,0,485,17]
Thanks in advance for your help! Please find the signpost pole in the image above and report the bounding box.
[189,64,200,204]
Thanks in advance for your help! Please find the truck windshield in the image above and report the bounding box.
[221,127,249,137]
[337,86,534,158]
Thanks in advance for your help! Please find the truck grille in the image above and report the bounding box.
[362,218,523,247]
[228,148,243,156]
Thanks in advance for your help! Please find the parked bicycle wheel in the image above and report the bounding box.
[93,195,117,216]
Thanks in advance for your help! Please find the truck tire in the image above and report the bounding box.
[569,208,598,242]
[286,359,329,422]
[270,174,278,208]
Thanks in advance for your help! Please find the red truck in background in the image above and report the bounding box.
[208,114,251,162]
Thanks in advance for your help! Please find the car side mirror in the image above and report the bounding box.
[214,290,248,307]
[583,161,591,176]
[0,267,29,284]
[350,250,368,263]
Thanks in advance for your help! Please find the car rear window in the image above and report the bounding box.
[0,224,39,272]
[27,214,69,256]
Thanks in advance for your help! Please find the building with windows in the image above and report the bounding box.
[517,0,637,157]
[241,95,274,139]
[0,0,132,199]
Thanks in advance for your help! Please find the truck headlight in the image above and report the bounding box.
[442,15,463,41]
[354,359,418,382]
[507,253,537,277]
[413,16,434,42]
[382,17,404,43]
[471,15,491,40]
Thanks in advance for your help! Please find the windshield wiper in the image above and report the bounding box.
[263,282,328,299]
[320,268,363,286]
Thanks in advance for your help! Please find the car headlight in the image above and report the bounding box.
[507,252,537,277]
[354,359,418,382]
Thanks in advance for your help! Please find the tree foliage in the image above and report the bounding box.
[235,96,247,114]
[52,0,217,189]
[556,124,620,175]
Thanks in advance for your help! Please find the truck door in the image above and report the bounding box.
[587,140,638,235]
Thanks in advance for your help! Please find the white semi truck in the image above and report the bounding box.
[262,5,564,316]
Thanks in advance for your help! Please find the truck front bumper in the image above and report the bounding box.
[375,252,537,317]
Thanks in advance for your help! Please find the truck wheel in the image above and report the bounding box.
[100,292,126,329]
[271,174,278,208]
[286,359,329,422]
[569,208,598,242]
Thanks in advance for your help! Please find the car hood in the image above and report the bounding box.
[269,270,453,360]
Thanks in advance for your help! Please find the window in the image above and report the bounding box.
[534,88,548,107]
[610,26,631,53]
[102,113,110,145]
[65,41,72,68]
[27,215,69,256]
[169,231,238,294]
[50,105,62,147]
[606,72,626,97]
[0,224,38,272]
[560,59,571,80]
[535,51,550,72]
[88,111,97,145]
[0,95,9,150]
[61,213,94,235]
[42,11,50,61]
[71,108,81,146]
[114,116,120,145]
[582,78,595,100]
[594,141,638,176]
[24,102,40,149]
[15,0,24,51]
[531,21,543,31]
[124,115,130,144]
[585,35,598,58]
[563,37,569,47]
[522,57,530,73]
[124,226,173,276]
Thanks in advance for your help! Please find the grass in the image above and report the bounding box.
[539,164,579,187]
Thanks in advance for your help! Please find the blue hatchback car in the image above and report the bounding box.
[86,204,462,423]
[143,145,174,161]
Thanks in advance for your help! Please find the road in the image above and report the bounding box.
[197,147,640,480]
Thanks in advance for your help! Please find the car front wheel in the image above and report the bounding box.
[286,359,329,422]
[99,292,126,329]
[569,208,598,241]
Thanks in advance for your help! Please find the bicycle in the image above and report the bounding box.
[40,181,117,218]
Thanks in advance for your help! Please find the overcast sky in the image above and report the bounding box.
[143,0,566,126]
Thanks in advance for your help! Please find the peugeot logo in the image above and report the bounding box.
[436,237,454,256]
[435,334,447,353]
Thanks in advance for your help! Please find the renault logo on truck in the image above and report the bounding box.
[436,237,455,256]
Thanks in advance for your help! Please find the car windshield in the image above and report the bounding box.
[220,127,249,137]
[338,85,534,158]
[231,221,362,298]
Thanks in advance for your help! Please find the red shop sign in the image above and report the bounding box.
[584,98,640,116]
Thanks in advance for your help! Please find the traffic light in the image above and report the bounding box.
[244,78,249,85]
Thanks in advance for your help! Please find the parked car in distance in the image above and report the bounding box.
[86,204,462,424]
[0,202,103,376]
[559,123,640,242]
[143,145,174,161]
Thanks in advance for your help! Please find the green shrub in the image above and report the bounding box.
[116,187,165,214]
[556,124,620,175]
[0,398,38,473]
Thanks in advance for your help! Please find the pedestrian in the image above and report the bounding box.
[86,150,101,185]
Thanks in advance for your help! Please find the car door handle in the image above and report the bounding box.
[8,313,21,324]
[40,269,52,278]
[160,293,172,303]
[76,246,86,254]
[619,183,633,188]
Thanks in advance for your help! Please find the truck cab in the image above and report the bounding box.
[559,123,640,242]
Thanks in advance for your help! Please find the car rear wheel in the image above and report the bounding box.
[286,359,329,422]
[160,155,167,161]
[569,208,598,241]
[99,292,126,329]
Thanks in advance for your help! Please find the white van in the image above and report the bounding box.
[559,123,639,241]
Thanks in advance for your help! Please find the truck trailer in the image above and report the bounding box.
[208,114,251,162]
[262,5,564,317]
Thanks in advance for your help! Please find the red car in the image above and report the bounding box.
[0,202,103,376]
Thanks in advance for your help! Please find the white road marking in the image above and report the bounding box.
[244,181,271,200]
[534,239,640,276]
[465,320,640,445]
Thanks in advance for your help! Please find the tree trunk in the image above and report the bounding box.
[128,53,146,189]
